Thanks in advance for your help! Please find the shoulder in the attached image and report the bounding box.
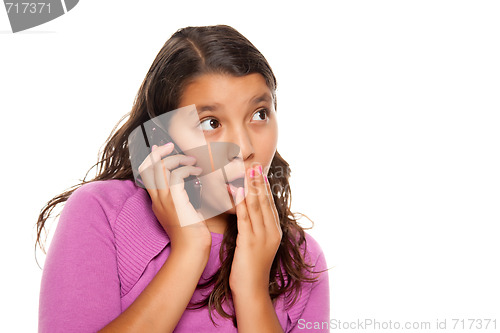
[66,179,145,227]
[280,230,330,328]
[69,179,139,209]
[302,231,324,261]
[48,179,146,262]
[64,179,170,297]
[293,230,327,269]
[66,178,166,243]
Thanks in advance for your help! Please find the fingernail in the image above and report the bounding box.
[250,169,255,178]
[257,165,262,175]
[264,175,269,184]
[152,145,158,151]
[164,142,173,146]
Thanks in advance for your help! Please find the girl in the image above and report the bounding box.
[37,25,330,332]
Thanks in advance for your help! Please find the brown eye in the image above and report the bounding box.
[199,118,220,131]
[252,108,269,121]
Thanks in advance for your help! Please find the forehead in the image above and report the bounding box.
[178,73,272,108]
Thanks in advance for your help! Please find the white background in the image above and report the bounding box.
[1,1,499,332]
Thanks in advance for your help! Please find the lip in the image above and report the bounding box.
[225,176,245,189]
[226,173,245,184]
[227,183,244,199]
[224,161,246,184]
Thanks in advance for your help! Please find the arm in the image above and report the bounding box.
[232,288,284,333]
[99,244,210,332]
[99,143,213,331]
[232,239,331,333]
[229,165,284,332]
[38,185,211,333]
[38,187,122,332]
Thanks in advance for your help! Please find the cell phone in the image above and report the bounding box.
[131,119,203,210]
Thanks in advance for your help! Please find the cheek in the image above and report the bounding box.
[257,122,278,161]
[168,111,206,152]
[170,126,207,152]
[199,171,233,211]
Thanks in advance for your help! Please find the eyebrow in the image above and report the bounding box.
[249,93,272,105]
[196,93,272,113]
[197,103,220,113]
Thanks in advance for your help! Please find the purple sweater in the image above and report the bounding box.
[38,179,330,332]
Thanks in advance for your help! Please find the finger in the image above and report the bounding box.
[139,144,172,201]
[153,146,171,192]
[154,141,176,157]
[140,142,176,172]
[156,153,197,194]
[138,144,168,192]
[235,186,252,235]
[138,160,157,193]
[141,143,175,192]
[254,164,279,235]
[260,167,281,236]
[169,165,203,202]
[169,165,204,227]
[162,154,197,170]
[245,165,265,237]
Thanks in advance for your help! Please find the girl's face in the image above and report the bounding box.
[168,73,278,215]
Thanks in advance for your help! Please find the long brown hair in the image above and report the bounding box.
[36,24,323,328]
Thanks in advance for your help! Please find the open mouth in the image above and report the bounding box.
[227,177,245,188]
[226,176,245,199]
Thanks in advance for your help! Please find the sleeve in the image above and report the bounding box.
[38,185,122,332]
[289,241,331,332]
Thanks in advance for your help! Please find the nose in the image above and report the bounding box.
[226,127,254,162]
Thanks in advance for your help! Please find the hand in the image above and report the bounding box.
[229,163,282,295]
[138,142,212,253]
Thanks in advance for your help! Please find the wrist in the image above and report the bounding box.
[231,284,270,301]
[230,274,269,296]
[170,242,211,262]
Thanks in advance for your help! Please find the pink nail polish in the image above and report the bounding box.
[257,165,262,175]
[250,169,255,178]
[264,175,269,184]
